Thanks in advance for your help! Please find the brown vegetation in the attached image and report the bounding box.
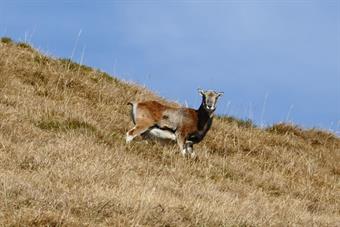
[0,38,339,226]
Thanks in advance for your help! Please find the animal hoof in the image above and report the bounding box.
[126,134,134,143]
[181,148,196,159]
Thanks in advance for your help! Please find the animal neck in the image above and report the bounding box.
[197,103,213,131]
[187,103,214,143]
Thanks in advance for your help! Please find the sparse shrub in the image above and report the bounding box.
[17,42,33,50]
[266,122,333,139]
[1,37,13,44]
[217,115,256,128]
[267,123,339,147]
[266,123,303,136]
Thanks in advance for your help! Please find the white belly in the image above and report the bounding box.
[148,128,176,141]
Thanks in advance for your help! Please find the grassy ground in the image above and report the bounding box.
[0,37,339,226]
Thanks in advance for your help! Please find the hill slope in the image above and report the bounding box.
[0,38,339,226]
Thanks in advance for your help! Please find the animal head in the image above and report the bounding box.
[198,89,223,112]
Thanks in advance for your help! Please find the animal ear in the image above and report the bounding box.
[217,91,224,97]
[197,88,205,96]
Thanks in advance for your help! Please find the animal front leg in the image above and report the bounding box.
[185,141,195,158]
[175,131,187,156]
[176,131,195,157]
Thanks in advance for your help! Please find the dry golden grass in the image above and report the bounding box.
[0,38,339,226]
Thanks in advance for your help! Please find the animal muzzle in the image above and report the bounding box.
[206,105,215,111]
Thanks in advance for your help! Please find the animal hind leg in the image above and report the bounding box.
[176,131,188,156]
[126,124,152,143]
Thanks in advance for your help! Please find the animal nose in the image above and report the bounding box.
[207,105,214,110]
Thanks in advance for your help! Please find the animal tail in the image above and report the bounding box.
[127,102,136,125]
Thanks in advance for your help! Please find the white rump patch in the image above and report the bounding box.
[149,128,176,141]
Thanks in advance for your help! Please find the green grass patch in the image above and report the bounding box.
[36,117,96,133]
[95,69,121,84]
[100,71,113,81]
[35,117,115,146]
[58,57,121,85]
[59,58,92,73]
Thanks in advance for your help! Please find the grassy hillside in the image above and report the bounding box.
[0,37,339,226]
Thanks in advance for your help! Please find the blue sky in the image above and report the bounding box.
[1,0,339,132]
